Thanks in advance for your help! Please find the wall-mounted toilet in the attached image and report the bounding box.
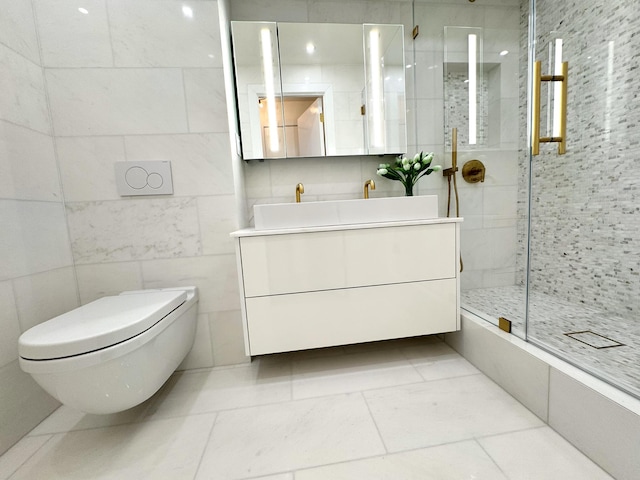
[18,287,198,414]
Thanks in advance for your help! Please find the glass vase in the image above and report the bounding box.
[404,182,414,196]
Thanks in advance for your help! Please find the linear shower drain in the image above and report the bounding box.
[564,330,625,349]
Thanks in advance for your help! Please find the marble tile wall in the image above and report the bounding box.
[32,0,246,373]
[233,0,522,291]
[0,0,244,455]
[0,0,74,455]
[516,0,640,322]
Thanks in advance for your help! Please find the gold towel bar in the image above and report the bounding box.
[532,60,568,155]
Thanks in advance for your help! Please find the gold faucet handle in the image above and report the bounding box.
[295,183,304,203]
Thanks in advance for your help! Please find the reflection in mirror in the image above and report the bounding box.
[231,21,407,160]
[444,26,520,151]
[365,24,406,155]
[232,21,285,159]
[259,96,326,157]
[444,27,485,150]
[278,23,364,157]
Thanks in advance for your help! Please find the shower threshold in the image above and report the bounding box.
[461,285,640,400]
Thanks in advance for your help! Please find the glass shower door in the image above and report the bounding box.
[527,0,640,398]
[446,16,528,340]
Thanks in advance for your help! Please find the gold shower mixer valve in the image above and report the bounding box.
[462,159,486,183]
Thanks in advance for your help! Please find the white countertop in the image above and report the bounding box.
[231,217,463,237]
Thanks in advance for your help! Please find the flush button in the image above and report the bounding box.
[115,161,173,196]
[147,173,164,189]
[125,166,149,189]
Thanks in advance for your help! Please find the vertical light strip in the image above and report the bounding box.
[468,34,477,145]
[552,38,563,137]
[260,28,279,153]
[370,29,383,148]
[545,42,553,134]
[605,41,614,141]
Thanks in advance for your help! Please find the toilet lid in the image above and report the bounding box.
[19,290,187,360]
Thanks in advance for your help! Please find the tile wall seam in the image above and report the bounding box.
[29,0,81,307]
[180,68,193,133]
[104,0,116,68]
[545,362,551,423]
[0,40,41,69]
[0,118,50,138]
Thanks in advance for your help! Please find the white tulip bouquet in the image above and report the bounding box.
[376,152,441,196]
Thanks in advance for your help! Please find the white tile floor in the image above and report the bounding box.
[0,337,614,480]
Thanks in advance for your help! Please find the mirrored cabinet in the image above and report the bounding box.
[231,21,407,160]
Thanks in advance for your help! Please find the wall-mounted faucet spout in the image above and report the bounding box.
[295,183,304,203]
[364,179,376,199]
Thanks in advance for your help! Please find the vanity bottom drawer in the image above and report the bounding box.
[245,279,457,355]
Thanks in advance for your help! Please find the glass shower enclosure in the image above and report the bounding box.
[457,0,640,399]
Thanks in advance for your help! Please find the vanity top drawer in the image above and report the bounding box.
[239,222,456,297]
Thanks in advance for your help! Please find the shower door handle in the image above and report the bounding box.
[532,60,568,155]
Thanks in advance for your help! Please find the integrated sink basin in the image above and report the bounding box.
[254,195,439,230]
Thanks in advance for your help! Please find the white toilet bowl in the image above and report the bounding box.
[19,287,198,414]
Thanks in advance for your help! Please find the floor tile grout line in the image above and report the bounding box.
[4,434,55,480]
[254,435,530,479]
[24,354,482,439]
[26,409,220,438]
[192,412,219,480]
[473,437,511,480]
[473,424,548,443]
[237,468,295,480]
[360,390,391,455]
[26,377,415,438]
[192,390,393,480]
[28,366,485,437]
[291,372,484,403]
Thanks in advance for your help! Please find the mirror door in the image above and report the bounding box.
[231,21,407,160]
[232,22,285,159]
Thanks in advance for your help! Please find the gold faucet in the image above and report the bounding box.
[364,179,376,199]
[295,183,304,203]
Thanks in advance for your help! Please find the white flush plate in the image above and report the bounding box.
[115,161,173,196]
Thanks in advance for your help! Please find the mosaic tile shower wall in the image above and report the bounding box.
[444,71,489,150]
[517,0,640,321]
[515,0,530,288]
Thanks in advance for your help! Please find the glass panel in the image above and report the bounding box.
[441,21,525,339]
[443,27,484,150]
[231,22,285,159]
[232,22,406,159]
[364,24,407,155]
[278,23,366,157]
[528,0,640,398]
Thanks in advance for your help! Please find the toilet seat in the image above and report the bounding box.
[19,290,186,361]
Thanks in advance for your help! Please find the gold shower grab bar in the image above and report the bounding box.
[532,60,568,155]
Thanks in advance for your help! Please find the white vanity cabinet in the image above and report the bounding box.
[232,218,461,356]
